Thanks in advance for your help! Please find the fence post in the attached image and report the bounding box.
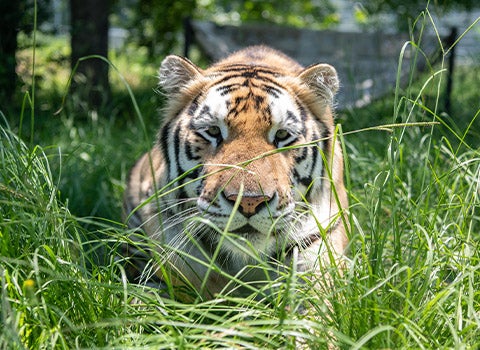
[445,27,457,115]
[183,17,194,59]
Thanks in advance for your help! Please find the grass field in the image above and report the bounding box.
[1,14,479,349]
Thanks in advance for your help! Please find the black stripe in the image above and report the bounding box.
[304,131,320,201]
[283,138,298,148]
[159,123,172,170]
[299,105,308,122]
[292,168,312,187]
[185,140,201,161]
[241,69,261,78]
[308,133,319,179]
[215,64,278,75]
[217,84,241,96]
[173,124,186,176]
[199,105,212,118]
[311,133,319,173]
[286,110,300,124]
[212,71,284,90]
[211,74,241,87]
[320,124,331,183]
[188,95,202,115]
[227,95,250,118]
[263,84,282,98]
[177,187,189,201]
[294,146,308,163]
[185,166,200,180]
[253,94,265,109]
[193,130,208,141]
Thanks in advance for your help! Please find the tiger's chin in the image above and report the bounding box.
[197,220,290,268]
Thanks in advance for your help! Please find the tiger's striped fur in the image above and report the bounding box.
[122,46,348,300]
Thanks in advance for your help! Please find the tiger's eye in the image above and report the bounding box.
[275,129,290,141]
[206,125,221,137]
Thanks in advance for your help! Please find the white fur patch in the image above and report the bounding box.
[267,92,303,144]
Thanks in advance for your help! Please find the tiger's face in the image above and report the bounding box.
[186,80,301,253]
[155,47,346,268]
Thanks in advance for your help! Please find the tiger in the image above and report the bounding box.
[122,45,349,301]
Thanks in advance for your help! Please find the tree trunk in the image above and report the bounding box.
[70,0,110,110]
[0,1,22,105]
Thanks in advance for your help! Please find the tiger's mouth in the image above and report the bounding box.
[198,221,285,267]
[230,223,263,235]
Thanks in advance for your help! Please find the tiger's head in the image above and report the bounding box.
[154,46,347,271]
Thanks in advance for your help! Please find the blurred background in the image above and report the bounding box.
[2,0,479,111]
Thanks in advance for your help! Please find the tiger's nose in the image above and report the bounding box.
[225,193,273,218]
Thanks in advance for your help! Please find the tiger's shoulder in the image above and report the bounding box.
[123,146,164,230]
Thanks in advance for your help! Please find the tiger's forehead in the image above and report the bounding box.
[199,71,300,128]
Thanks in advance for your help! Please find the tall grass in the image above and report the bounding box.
[1,9,479,349]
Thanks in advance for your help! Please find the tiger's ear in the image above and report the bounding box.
[158,55,203,95]
[298,63,339,102]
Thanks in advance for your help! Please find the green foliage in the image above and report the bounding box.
[16,0,52,34]
[122,0,196,57]
[197,0,338,28]
[0,0,52,104]
[10,34,160,222]
[121,0,338,57]
[356,0,479,29]
[338,125,480,348]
